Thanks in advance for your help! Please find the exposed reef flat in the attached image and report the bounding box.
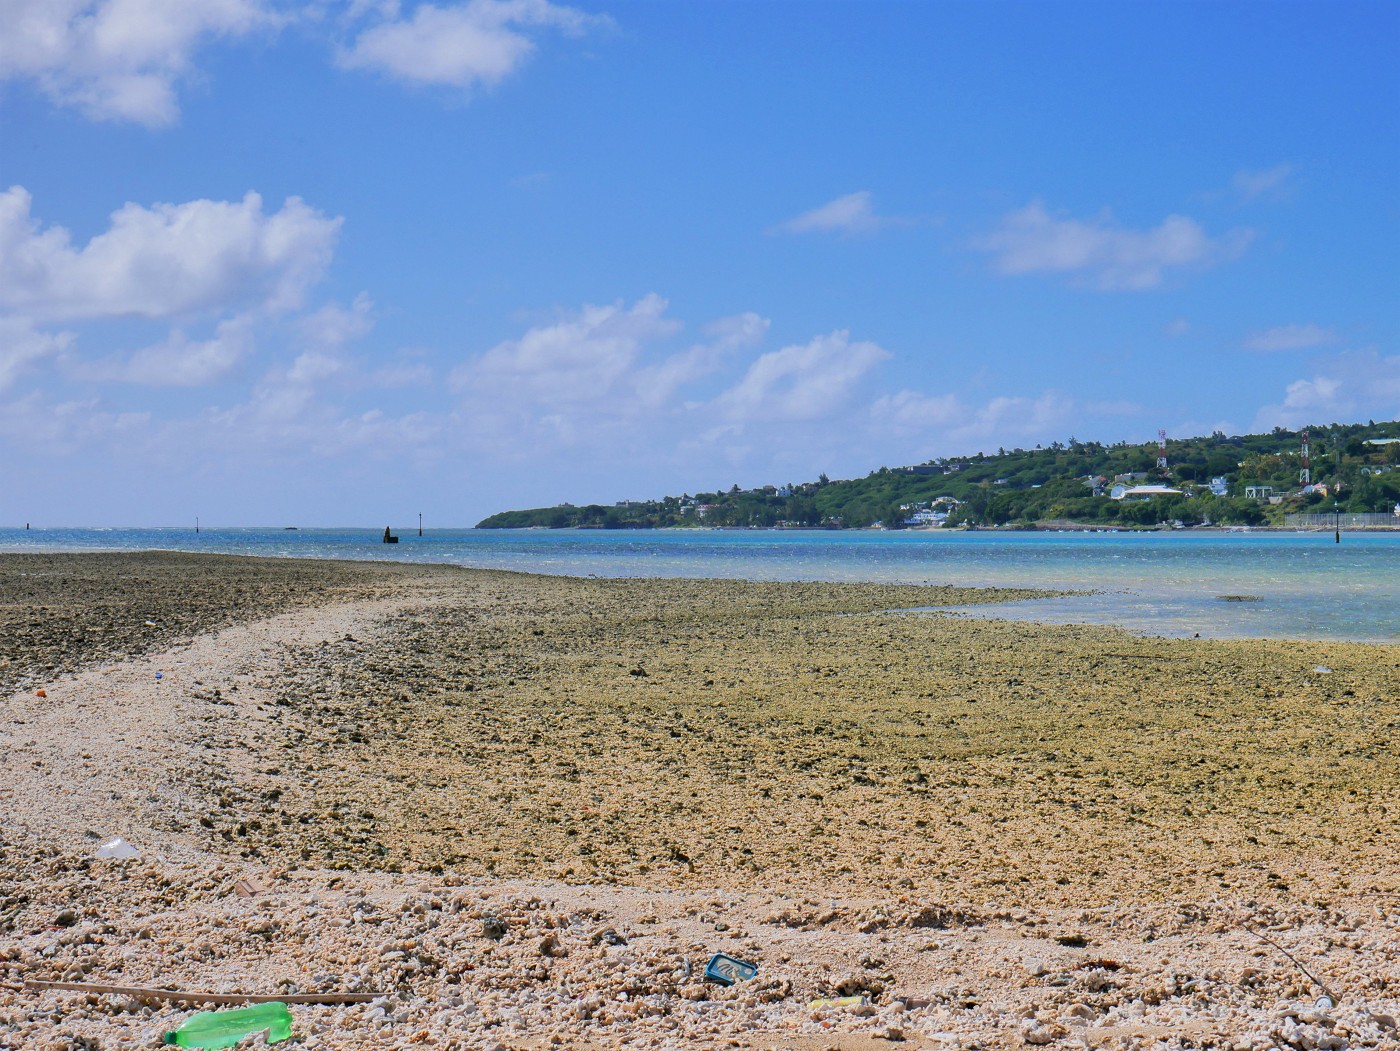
[2,553,1397,1049]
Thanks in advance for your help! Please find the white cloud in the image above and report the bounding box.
[1233,163,1293,201]
[873,388,1081,446]
[0,316,72,391]
[975,201,1252,290]
[715,330,889,423]
[75,313,258,386]
[0,0,278,126]
[871,389,964,432]
[1253,350,1400,431]
[634,311,767,408]
[1243,323,1336,352]
[454,293,680,404]
[0,186,341,322]
[0,390,151,455]
[775,191,886,236]
[339,0,607,89]
[299,292,375,349]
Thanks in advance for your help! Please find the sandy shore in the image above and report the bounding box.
[2,553,1398,1049]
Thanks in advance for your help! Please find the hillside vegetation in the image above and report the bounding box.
[478,420,1400,530]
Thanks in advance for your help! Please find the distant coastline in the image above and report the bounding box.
[476,420,1400,531]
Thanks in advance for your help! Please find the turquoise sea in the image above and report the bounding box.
[1,527,1395,644]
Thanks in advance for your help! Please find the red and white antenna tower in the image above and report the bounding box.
[1157,429,1168,472]
[1299,430,1311,486]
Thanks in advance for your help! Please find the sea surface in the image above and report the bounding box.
[2,527,1396,644]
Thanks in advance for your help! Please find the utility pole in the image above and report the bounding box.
[1333,427,1342,543]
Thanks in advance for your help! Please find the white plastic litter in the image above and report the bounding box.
[95,837,140,859]
[1313,666,1332,674]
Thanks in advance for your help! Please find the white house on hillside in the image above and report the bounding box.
[1111,484,1184,501]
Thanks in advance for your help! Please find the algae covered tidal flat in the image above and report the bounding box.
[5,553,1400,1049]
[232,569,1400,910]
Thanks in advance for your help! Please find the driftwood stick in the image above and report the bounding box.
[24,980,383,1005]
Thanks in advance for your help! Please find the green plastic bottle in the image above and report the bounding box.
[162,1002,293,1048]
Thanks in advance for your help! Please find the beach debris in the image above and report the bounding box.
[35,688,47,698]
[703,952,758,986]
[808,995,868,1009]
[155,671,163,680]
[1316,995,1336,1011]
[24,980,380,1005]
[538,931,566,957]
[1235,922,1340,1007]
[590,927,626,946]
[1313,666,1333,674]
[481,913,508,940]
[53,909,77,927]
[233,878,267,898]
[94,837,139,859]
[1077,958,1123,971]
[144,620,160,627]
[163,1001,293,1048]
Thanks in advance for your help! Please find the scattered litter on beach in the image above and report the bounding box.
[35,687,46,697]
[94,837,139,859]
[25,980,379,1006]
[703,952,758,986]
[809,995,868,1009]
[1313,665,1333,674]
[1236,922,1341,1008]
[233,878,266,898]
[163,1001,293,1048]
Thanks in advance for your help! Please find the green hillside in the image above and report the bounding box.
[478,420,1400,530]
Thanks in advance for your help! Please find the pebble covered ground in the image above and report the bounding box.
[2,553,1398,1049]
[0,552,459,696]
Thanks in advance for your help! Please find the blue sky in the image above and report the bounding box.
[1,0,1397,526]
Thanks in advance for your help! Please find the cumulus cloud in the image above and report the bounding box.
[454,293,680,404]
[634,311,767,408]
[715,330,889,423]
[74,313,258,386]
[0,316,72,391]
[1233,163,1294,201]
[774,191,887,236]
[0,0,278,126]
[871,389,965,432]
[0,390,151,455]
[1243,323,1336,352]
[1253,350,1400,431]
[339,0,607,89]
[299,292,375,349]
[974,201,1252,290]
[873,387,1082,446]
[0,186,341,322]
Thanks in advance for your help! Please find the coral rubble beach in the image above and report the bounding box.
[2,552,1398,1049]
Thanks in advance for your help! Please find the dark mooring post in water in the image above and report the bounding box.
[382,525,399,544]
[418,512,423,537]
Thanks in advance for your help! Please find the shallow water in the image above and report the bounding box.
[2,526,1395,643]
